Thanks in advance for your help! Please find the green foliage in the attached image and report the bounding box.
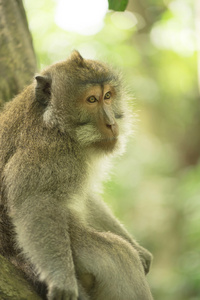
[108,0,128,11]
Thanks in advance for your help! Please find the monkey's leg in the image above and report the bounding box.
[70,223,153,300]
[86,193,153,274]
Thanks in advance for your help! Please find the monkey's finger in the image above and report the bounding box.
[48,287,78,300]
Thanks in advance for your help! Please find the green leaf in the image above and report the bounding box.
[108,0,128,11]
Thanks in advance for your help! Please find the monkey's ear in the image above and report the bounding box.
[70,50,85,67]
[35,74,52,105]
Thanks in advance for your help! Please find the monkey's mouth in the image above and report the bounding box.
[91,136,118,152]
[105,124,119,137]
[102,136,118,141]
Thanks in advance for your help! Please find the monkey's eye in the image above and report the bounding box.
[104,92,111,100]
[87,96,97,103]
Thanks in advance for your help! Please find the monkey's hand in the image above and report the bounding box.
[137,246,153,275]
[48,286,78,300]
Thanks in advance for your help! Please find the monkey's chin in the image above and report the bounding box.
[91,137,118,153]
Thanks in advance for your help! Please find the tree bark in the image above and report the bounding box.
[0,0,37,106]
[0,254,42,300]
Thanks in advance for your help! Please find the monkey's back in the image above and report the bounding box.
[0,87,33,256]
[0,86,35,167]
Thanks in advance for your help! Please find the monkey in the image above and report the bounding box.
[0,50,153,300]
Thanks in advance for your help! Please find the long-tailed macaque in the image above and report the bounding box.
[0,51,153,300]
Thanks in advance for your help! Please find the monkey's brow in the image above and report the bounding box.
[78,76,116,86]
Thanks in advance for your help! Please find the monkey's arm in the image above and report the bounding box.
[3,153,79,300]
[10,194,78,300]
[86,193,152,274]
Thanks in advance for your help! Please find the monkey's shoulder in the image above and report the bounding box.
[2,145,87,201]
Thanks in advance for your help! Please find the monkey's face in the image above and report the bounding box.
[35,51,131,154]
[74,83,124,152]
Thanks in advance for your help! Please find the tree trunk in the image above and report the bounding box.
[0,0,40,298]
[0,254,42,300]
[0,0,37,107]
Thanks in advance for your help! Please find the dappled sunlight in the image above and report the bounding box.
[150,0,196,57]
[55,0,108,35]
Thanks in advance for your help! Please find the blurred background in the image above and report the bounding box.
[23,0,200,299]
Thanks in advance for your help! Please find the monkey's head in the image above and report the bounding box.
[35,51,132,154]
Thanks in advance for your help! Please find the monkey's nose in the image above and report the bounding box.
[106,124,112,130]
[106,123,119,136]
